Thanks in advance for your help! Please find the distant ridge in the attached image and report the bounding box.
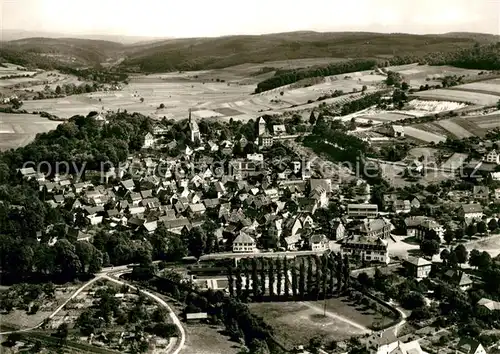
[0,29,170,44]
[0,30,497,71]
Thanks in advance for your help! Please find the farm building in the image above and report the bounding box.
[390,125,405,138]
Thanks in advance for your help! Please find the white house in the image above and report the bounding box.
[404,257,432,279]
[143,133,155,149]
[310,234,329,252]
[461,204,484,224]
[484,149,500,165]
[232,231,257,253]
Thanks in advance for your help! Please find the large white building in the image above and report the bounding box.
[341,237,389,264]
[232,231,257,253]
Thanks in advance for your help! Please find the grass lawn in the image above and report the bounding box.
[316,296,394,328]
[249,300,372,350]
[182,323,243,354]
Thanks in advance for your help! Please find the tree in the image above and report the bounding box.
[55,85,62,95]
[401,82,410,90]
[455,227,465,241]
[477,221,487,235]
[309,111,317,125]
[251,258,259,297]
[259,258,266,296]
[361,85,368,92]
[342,256,351,291]
[469,249,481,268]
[443,228,455,245]
[307,256,314,295]
[357,272,371,288]
[275,258,282,297]
[454,244,468,265]
[140,97,144,103]
[440,249,450,265]
[466,223,477,238]
[268,260,275,297]
[291,261,298,297]
[478,251,492,271]
[420,239,440,258]
[186,227,206,259]
[497,99,500,110]
[228,266,234,297]
[243,261,251,293]
[235,268,243,298]
[488,218,498,232]
[56,322,69,346]
[283,257,289,297]
[299,259,306,298]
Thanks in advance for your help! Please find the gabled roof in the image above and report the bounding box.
[478,298,500,311]
[457,338,483,354]
[405,257,432,267]
[234,231,255,244]
[461,203,483,214]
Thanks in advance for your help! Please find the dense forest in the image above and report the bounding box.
[254,43,500,93]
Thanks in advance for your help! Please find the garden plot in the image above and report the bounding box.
[406,99,468,116]
[436,119,474,139]
[413,89,500,106]
[404,126,447,143]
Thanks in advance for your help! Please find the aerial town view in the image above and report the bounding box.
[1,0,500,353]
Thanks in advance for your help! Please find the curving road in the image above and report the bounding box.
[0,268,186,354]
[103,273,186,354]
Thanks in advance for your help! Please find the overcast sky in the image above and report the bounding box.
[2,0,499,38]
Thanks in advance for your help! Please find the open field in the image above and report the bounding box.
[0,113,61,150]
[249,299,374,349]
[436,119,474,138]
[467,112,500,129]
[449,118,488,137]
[449,79,500,96]
[440,153,469,170]
[396,64,484,88]
[181,324,242,354]
[403,126,447,143]
[412,88,500,106]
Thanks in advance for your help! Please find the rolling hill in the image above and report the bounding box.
[0,31,498,72]
[119,32,497,72]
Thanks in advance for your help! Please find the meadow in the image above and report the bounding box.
[412,88,500,106]
[0,113,61,151]
[249,299,374,350]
